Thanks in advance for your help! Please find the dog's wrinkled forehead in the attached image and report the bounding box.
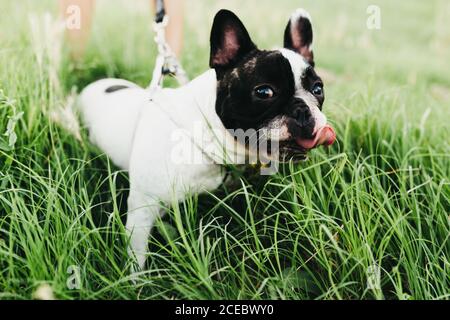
[228,49,310,89]
[231,48,312,90]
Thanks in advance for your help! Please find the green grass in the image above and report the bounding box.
[0,0,449,299]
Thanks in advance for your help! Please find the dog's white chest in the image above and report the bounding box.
[128,96,226,202]
[79,70,228,203]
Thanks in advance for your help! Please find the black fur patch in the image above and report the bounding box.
[105,85,129,93]
[215,50,296,131]
[301,66,324,109]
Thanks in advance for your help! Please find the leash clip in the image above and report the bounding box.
[148,15,188,91]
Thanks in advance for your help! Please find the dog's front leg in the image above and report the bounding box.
[125,192,161,271]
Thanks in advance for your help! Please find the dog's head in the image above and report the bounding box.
[210,9,336,161]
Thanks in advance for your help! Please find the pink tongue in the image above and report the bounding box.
[295,125,336,150]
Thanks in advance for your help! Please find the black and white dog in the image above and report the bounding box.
[79,9,336,269]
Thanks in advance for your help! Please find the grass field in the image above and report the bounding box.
[0,0,449,299]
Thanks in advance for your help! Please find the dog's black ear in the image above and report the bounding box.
[209,10,256,70]
[283,9,314,66]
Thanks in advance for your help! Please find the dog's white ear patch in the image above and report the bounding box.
[283,8,315,66]
[289,9,313,50]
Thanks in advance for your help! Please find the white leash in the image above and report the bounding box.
[143,3,235,175]
[147,12,189,91]
[144,1,223,163]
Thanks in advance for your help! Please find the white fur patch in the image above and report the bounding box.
[291,8,313,24]
[277,48,327,132]
[262,115,291,141]
[277,48,308,88]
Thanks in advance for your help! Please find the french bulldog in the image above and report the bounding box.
[79,8,336,270]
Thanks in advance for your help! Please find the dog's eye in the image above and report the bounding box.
[312,83,323,96]
[254,85,274,99]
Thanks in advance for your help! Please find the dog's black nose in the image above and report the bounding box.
[292,102,313,127]
[288,98,315,138]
